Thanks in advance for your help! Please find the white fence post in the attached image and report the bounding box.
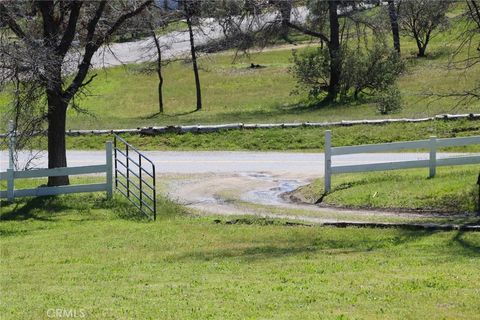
[429,136,437,178]
[8,120,15,170]
[6,168,14,201]
[325,130,332,193]
[106,141,113,198]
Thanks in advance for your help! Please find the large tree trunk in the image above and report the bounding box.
[387,0,401,53]
[46,93,69,186]
[417,30,432,57]
[326,0,341,102]
[417,45,426,57]
[186,15,202,111]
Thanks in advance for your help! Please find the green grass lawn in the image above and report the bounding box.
[1,193,479,319]
[291,165,480,214]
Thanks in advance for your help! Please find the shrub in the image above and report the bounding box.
[290,44,405,101]
[344,45,404,97]
[290,47,330,99]
[376,85,403,114]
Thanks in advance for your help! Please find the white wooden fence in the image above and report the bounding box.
[0,142,113,201]
[324,130,480,192]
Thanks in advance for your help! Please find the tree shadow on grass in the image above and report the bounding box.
[137,99,373,125]
[216,100,361,121]
[0,197,62,221]
[143,109,199,120]
[404,46,454,64]
[0,194,152,223]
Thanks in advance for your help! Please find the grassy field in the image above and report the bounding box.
[1,193,479,319]
[291,165,480,214]
[63,44,478,130]
[1,14,478,131]
[58,118,480,151]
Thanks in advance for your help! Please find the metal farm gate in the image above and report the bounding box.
[113,134,157,220]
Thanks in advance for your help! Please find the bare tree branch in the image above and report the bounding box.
[286,21,330,44]
[57,1,83,57]
[0,3,30,42]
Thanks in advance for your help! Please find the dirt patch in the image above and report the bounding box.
[160,171,476,225]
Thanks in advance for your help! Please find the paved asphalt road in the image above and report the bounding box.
[0,150,465,175]
[85,5,376,69]
[85,8,312,68]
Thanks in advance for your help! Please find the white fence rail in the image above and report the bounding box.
[1,142,113,201]
[324,130,480,192]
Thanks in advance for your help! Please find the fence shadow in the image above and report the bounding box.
[452,230,480,255]
[136,99,366,124]
[170,224,439,263]
[170,225,480,264]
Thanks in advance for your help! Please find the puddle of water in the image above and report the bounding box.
[171,172,308,208]
[242,180,303,205]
